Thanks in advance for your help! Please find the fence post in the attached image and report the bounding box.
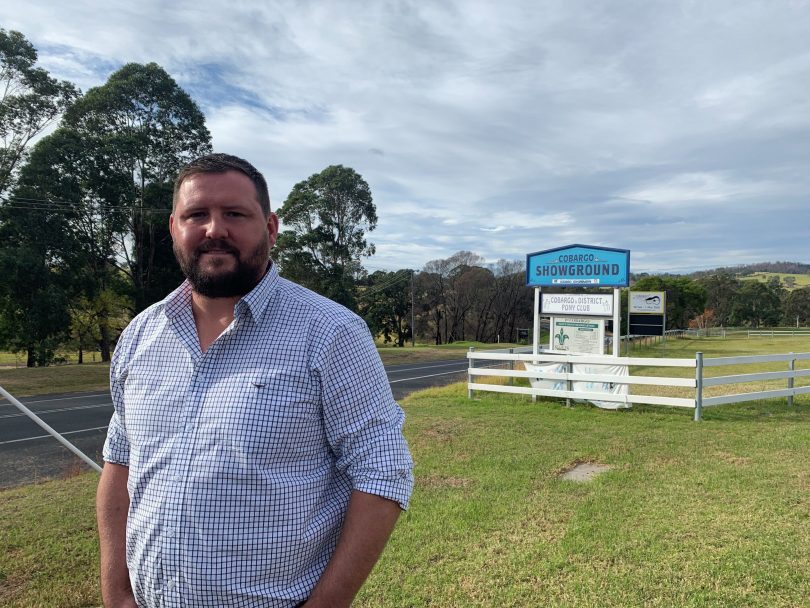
[508,348,514,386]
[694,351,704,422]
[467,347,474,399]
[788,352,795,407]
[565,360,572,407]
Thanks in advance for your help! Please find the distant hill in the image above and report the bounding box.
[689,262,810,279]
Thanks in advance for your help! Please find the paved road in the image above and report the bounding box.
[0,358,471,488]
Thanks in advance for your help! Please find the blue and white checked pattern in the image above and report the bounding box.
[103,263,414,607]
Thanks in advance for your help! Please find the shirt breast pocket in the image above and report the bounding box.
[219,371,325,468]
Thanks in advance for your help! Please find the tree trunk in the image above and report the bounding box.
[99,320,112,362]
[27,346,35,368]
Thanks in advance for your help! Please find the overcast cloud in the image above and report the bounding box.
[3,0,809,273]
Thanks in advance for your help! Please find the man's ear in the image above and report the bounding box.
[267,212,280,248]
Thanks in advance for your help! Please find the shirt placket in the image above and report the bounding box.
[162,317,209,607]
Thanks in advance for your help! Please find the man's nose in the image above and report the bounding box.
[205,214,229,239]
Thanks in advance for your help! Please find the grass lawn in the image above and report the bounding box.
[0,363,111,397]
[377,341,526,365]
[2,361,808,606]
[741,271,810,289]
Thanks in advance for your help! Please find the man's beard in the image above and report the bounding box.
[174,237,269,298]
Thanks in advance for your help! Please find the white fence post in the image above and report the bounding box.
[694,352,704,422]
[788,353,795,407]
[468,347,474,399]
[508,348,514,386]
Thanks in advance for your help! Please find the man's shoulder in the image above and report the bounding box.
[273,276,362,327]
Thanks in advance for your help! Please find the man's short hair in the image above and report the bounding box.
[174,153,271,216]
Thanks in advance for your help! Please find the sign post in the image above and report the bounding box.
[627,291,666,354]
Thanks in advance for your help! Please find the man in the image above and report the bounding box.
[97,153,414,607]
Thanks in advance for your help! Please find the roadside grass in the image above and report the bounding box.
[359,383,808,607]
[0,363,111,397]
[376,341,525,365]
[2,371,808,606]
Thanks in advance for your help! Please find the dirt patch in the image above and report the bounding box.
[419,474,473,489]
[558,461,612,482]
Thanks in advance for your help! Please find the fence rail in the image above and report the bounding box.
[467,348,809,421]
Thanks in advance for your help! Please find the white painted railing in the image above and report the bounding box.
[747,330,810,337]
[467,349,808,421]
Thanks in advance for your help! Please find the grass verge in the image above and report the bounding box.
[2,376,808,607]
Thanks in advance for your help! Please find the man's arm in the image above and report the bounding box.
[96,462,137,608]
[304,490,402,608]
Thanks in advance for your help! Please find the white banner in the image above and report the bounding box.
[524,362,630,410]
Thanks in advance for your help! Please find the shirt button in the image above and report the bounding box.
[166,579,176,591]
[165,527,174,537]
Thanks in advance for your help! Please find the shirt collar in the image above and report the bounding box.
[162,262,279,322]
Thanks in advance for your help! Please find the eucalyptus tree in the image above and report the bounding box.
[60,62,212,315]
[0,28,78,195]
[276,165,376,309]
[359,270,413,346]
[3,63,212,361]
[0,141,78,365]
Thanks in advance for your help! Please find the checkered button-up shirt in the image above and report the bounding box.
[103,264,414,607]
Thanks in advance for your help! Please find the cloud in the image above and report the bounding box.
[3,0,809,274]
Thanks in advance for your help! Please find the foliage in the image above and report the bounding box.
[1,60,212,363]
[0,148,79,365]
[360,270,413,346]
[782,286,810,325]
[60,62,212,313]
[414,252,532,345]
[276,165,376,308]
[728,278,784,328]
[0,28,79,195]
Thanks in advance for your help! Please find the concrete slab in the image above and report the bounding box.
[559,462,612,482]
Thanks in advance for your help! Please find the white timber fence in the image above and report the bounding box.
[467,348,810,421]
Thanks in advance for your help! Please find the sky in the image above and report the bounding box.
[3,0,809,274]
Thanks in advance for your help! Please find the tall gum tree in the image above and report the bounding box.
[276,165,376,309]
[61,62,212,316]
[0,28,78,195]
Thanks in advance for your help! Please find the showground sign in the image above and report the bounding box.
[527,244,629,358]
[526,244,630,287]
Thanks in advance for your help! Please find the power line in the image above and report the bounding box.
[0,195,171,215]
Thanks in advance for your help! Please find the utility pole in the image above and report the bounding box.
[411,270,416,347]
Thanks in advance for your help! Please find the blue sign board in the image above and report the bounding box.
[526,244,630,287]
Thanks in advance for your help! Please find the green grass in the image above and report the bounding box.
[376,341,526,365]
[741,271,810,289]
[2,335,808,606]
[0,363,110,397]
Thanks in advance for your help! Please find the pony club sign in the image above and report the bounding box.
[526,244,630,288]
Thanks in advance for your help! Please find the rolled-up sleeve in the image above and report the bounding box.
[102,342,130,466]
[317,317,414,509]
